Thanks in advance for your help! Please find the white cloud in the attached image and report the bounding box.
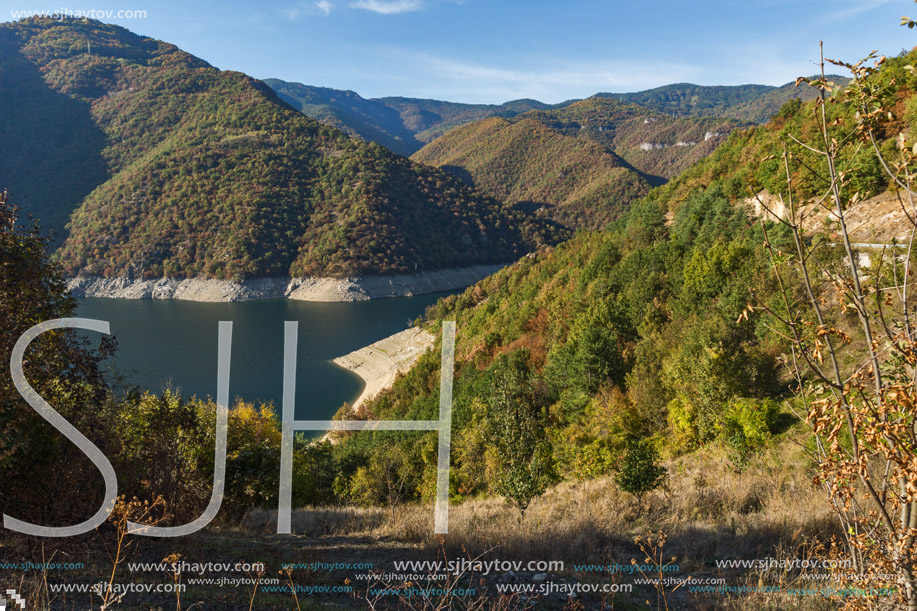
[829,0,895,21]
[283,6,304,19]
[350,0,424,15]
[283,1,333,20]
[395,53,704,103]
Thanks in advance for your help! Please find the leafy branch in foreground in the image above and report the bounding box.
[758,36,917,610]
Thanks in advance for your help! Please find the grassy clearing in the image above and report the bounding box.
[1,432,853,610]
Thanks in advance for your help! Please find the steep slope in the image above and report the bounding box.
[411,115,653,230]
[412,97,742,229]
[0,21,130,241]
[521,97,742,179]
[327,165,784,507]
[266,78,568,155]
[715,80,838,123]
[326,54,909,510]
[0,18,562,281]
[644,76,894,215]
[263,80,424,157]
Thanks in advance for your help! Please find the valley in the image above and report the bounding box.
[0,8,913,611]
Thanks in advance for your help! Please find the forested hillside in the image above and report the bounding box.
[267,80,835,161]
[264,79,426,156]
[519,97,741,179]
[265,78,562,155]
[598,78,846,123]
[409,115,653,230]
[325,51,911,515]
[0,18,562,280]
[411,97,741,229]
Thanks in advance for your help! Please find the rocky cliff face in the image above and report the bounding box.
[745,189,914,246]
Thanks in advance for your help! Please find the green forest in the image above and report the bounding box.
[335,50,914,513]
[411,97,746,230]
[5,12,917,610]
[0,17,561,281]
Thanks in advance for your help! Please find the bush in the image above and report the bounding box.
[483,351,557,515]
[114,392,333,522]
[720,397,780,469]
[777,97,802,119]
[614,438,666,505]
[667,395,699,450]
[344,444,415,520]
[570,441,615,481]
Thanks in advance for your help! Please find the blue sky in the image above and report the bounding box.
[2,0,916,103]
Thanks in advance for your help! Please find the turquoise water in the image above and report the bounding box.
[75,293,451,421]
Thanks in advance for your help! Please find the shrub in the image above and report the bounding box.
[667,395,700,450]
[614,438,666,505]
[777,97,802,119]
[483,351,557,516]
[719,398,780,469]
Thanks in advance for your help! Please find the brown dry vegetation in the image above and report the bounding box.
[2,431,845,610]
[238,432,845,610]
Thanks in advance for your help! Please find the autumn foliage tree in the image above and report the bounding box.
[756,36,917,610]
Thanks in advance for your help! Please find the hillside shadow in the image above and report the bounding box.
[641,172,668,188]
[612,152,668,188]
[512,200,551,215]
[0,28,109,245]
[663,516,843,567]
[440,164,476,188]
[772,411,799,435]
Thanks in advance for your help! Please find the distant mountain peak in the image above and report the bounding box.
[1,19,562,280]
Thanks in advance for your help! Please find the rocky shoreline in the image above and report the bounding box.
[66,264,505,302]
[332,327,435,414]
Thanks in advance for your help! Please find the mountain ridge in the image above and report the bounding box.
[0,17,563,281]
[410,97,743,229]
[265,78,845,156]
[596,78,848,122]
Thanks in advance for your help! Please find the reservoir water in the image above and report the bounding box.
[75,293,452,421]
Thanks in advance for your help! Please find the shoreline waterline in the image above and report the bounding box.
[74,293,452,423]
[332,326,435,414]
[66,264,504,302]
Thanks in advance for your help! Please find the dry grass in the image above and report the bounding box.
[240,434,846,609]
[0,434,852,609]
